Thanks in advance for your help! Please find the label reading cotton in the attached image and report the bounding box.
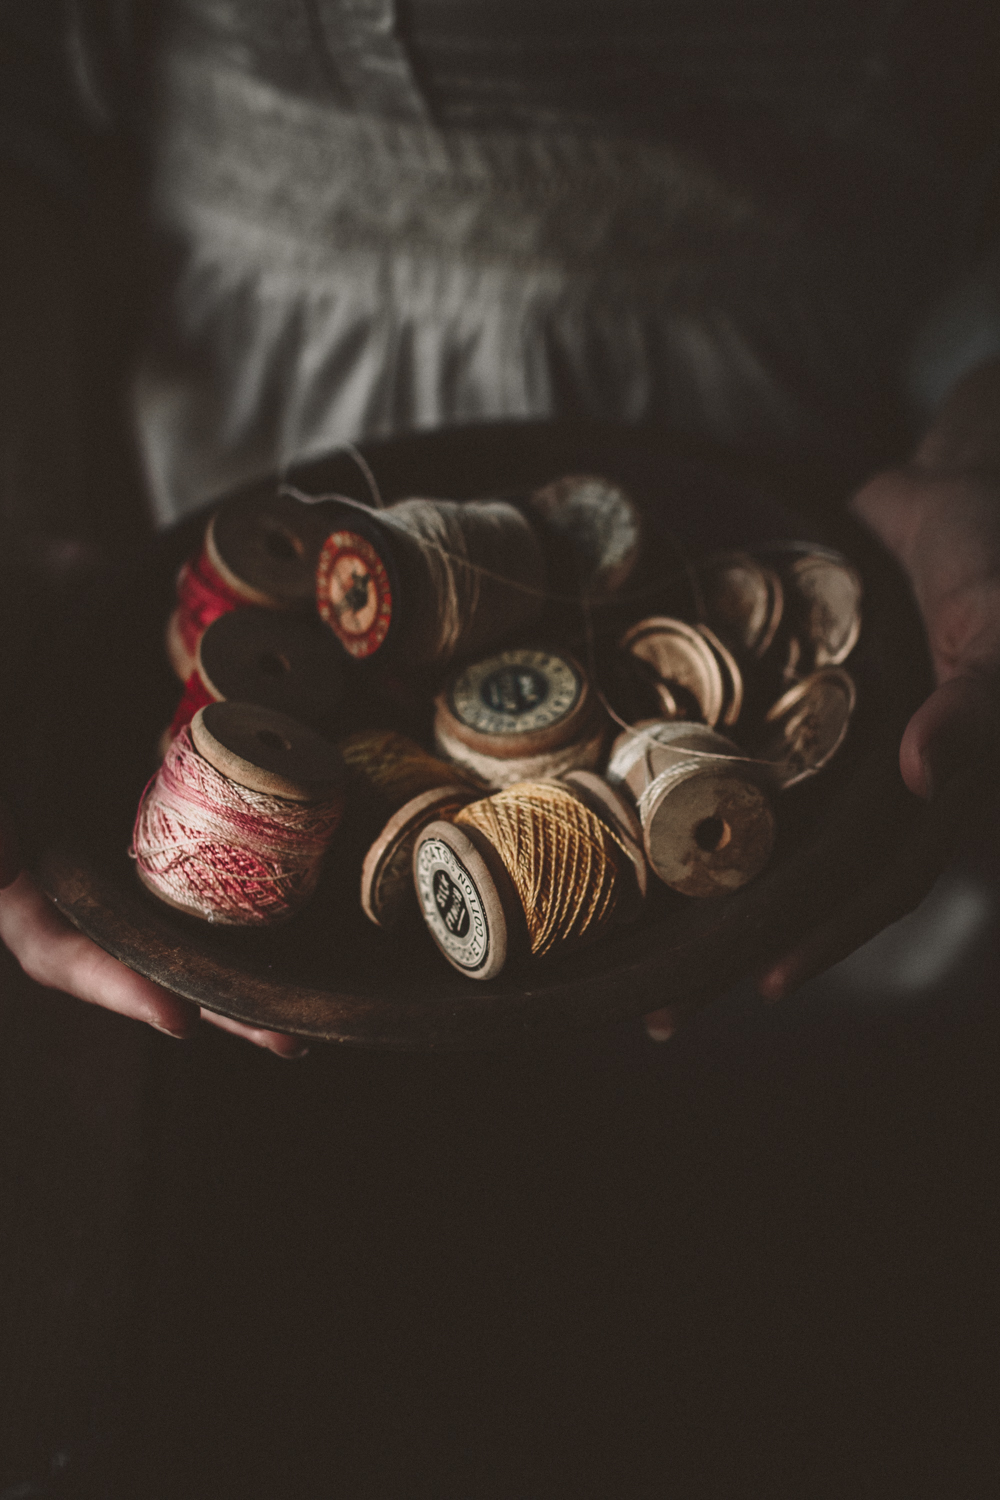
[450,649,581,737]
[416,839,489,970]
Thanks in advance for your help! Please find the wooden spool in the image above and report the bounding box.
[619,617,743,728]
[698,550,785,659]
[191,702,344,801]
[340,729,477,809]
[607,719,775,897]
[434,647,605,788]
[413,818,522,981]
[207,488,331,609]
[136,703,345,917]
[775,547,863,672]
[757,666,857,788]
[195,609,344,730]
[414,774,645,980]
[361,784,477,929]
[315,497,546,666]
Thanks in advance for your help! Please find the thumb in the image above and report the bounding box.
[899,674,999,800]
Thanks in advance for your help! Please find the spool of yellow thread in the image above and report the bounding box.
[413,777,644,980]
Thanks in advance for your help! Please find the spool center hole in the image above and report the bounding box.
[694,816,731,853]
[265,526,304,561]
[256,729,291,753]
[257,651,291,677]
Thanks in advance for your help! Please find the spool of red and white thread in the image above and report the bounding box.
[133,702,345,925]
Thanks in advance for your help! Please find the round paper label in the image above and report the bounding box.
[415,837,490,971]
[316,530,392,657]
[449,649,581,738]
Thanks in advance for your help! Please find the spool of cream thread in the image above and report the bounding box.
[413,776,645,980]
[607,719,775,897]
[434,647,607,789]
[315,497,547,668]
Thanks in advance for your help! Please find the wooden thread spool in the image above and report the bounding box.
[163,608,346,753]
[619,617,743,728]
[338,729,480,928]
[361,784,477,929]
[607,719,775,897]
[772,547,863,676]
[756,666,857,788]
[166,489,333,680]
[315,497,546,667]
[414,777,645,980]
[434,647,606,789]
[133,702,345,925]
[524,473,642,597]
[698,551,785,660]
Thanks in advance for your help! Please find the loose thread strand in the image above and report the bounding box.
[282,483,701,614]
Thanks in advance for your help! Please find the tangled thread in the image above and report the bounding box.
[455,782,628,957]
[131,727,343,925]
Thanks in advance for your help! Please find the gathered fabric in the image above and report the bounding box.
[133,7,935,523]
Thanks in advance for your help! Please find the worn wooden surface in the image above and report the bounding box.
[27,421,931,1048]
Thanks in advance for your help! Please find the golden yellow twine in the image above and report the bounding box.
[455,782,628,958]
[341,729,475,809]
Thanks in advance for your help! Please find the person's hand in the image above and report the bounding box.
[752,463,1000,1004]
[0,802,308,1057]
[646,360,1000,1039]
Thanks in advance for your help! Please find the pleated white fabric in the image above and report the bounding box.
[135,35,887,524]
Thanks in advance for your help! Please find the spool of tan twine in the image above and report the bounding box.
[340,729,477,809]
[414,780,639,978]
[316,497,546,667]
[456,784,627,957]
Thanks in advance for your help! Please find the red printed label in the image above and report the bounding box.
[316,531,392,658]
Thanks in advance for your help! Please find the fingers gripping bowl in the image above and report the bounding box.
[29,422,930,1048]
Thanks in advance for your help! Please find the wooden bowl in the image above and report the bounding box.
[27,421,930,1049]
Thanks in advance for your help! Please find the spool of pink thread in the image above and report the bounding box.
[132,702,345,926]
